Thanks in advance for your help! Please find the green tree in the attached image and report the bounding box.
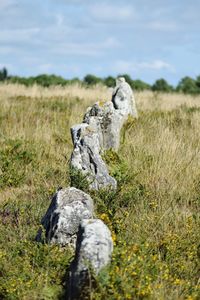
[152,78,173,92]
[104,76,115,87]
[195,75,200,91]
[9,76,31,86]
[0,67,8,81]
[69,77,81,85]
[83,74,102,85]
[176,76,198,94]
[9,74,68,87]
[132,79,151,91]
[34,74,67,87]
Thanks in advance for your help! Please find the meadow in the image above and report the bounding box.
[0,83,199,299]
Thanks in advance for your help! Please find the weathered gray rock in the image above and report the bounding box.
[83,77,137,150]
[69,219,113,299]
[112,77,137,117]
[69,77,136,189]
[70,123,117,190]
[36,187,94,246]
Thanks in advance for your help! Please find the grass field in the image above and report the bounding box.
[0,83,199,299]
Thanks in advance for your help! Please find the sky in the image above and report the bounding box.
[0,0,200,85]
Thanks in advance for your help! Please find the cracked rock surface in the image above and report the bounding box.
[70,123,117,190]
[36,187,94,246]
[70,77,137,190]
[69,219,113,299]
[84,77,137,150]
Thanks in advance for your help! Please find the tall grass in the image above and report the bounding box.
[0,83,199,299]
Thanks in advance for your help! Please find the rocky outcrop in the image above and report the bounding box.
[36,187,94,246]
[70,77,137,190]
[68,219,113,299]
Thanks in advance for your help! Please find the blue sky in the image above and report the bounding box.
[0,0,200,85]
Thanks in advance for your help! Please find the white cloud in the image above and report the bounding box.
[139,60,175,72]
[50,37,120,56]
[148,21,178,31]
[0,0,198,83]
[55,13,64,27]
[0,0,16,10]
[103,37,119,48]
[0,63,12,69]
[89,3,135,22]
[0,28,40,43]
[0,63,16,73]
[0,46,15,55]
[113,59,175,73]
[37,64,53,73]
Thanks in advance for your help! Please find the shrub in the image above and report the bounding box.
[0,139,36,188]
[0,67,8,81]
[177,76,199,94]
[104,76,116,87]
[195,75,200,90]
[152,78,174,92]
[8,74,69,87]
[83,74,102,86]
[132,79,151,91]
[69,167,90,192]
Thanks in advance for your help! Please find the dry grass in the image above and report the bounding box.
[0,83,110,102]
[0,83,199,300]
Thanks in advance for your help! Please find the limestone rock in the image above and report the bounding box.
[69,219,113,299]
[70,123,117,190]
[69,77,136,189]
[36,187,94,246]
[83,77,137,150]
[112,77,137,117]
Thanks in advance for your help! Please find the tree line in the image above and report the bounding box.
[0,67,200,94]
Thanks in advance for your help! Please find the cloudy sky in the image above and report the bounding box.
[0,0,200,84]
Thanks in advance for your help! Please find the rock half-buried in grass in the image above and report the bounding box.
[36,187,94,247]
[70,123,117,190]
[68,219,113,299]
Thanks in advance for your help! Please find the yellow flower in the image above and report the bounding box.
[174,278,181,285]
[152,254,157,261]
[131,271,137,276]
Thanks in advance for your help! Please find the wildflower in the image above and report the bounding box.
[152,254,157,261]
[131,271,137,276]
[174,278,181,285]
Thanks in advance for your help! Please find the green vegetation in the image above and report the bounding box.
[69,167,90,192]
[83,74,102,86]
[1,66,200,94]
[176,77,200,94]
[0,85,199,299]
[0,68,8,81]
[104,76,116,88]
[9,74,79,87]
[0,139,36,188]
[132,79,151,91]
[152,78,174,93]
